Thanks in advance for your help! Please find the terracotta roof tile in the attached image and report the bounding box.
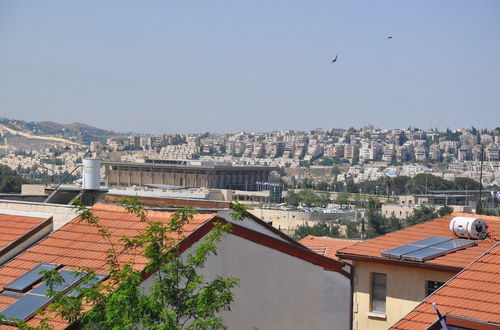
[391,243,500,329]
[299,235,360,260]
[338,212,500,269]
[0,213,50,251]
[0,203,217,329]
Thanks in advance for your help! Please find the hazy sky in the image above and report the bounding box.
[1,1,499,134]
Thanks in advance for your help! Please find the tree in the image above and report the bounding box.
[437,205,454,217]
[405,205,437,227]
[6,198,242,329]
[286,190,301,207]
[316,181,329,191]
[453,177,480,191]
[345,221,360,238]
[335,192,350,207]
[0,165,27,193]
[365,198,385,238]
[293,222,340,240]
[345,178,358,193]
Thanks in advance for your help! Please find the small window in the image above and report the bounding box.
[427,280,445,296]
[371,273,387,313]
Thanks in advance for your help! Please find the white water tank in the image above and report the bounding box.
[449,216,488,239]
[82,158,101,190]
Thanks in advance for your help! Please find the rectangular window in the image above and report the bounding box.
[371,273,387,313]
[427,281,445,296]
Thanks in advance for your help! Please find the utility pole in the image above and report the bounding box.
[476,144,484,214]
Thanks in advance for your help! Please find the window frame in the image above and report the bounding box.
[370,272,387,314]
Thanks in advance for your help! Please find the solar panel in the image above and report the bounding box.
[382,237,477,262]
[402,247,448,262]
[410,236,450,247]
[381,244,423,259]
[30,269,85,296]
[66,274,108,298]
[3,263,62,293]
[381,237,451,259]
[0,269,88,323]
[432,239,476,250]
[0,293,51,322]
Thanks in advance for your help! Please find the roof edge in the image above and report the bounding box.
[336,252,463,273]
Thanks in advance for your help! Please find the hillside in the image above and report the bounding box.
[0,118,117,145]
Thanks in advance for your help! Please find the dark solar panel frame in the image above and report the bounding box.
[3,263,62,293]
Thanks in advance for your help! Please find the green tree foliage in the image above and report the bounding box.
[0,165,27,193]
[293,222,340,240]
[315,181,329,191]
[345,221,360,238]
[286,189,330,208]
[365,198,387,238]
[453,177,480,191]
[391,176,411,195]
[286,190,301,207]
[335,192,350,207]
[345,178,358,193]
[404,205,438,227]
[331,166,341,175]
[5,198,240,329]
[437,205,454,217]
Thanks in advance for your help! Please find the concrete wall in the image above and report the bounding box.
[248,208,341,235]
[352,260,456,330]
[0,200,78,230]
[141,233,351,330]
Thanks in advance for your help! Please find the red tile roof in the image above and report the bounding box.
[0,213,50,251]
[299,236,360,261]
[337,213,500,271]
[391,242,500,329]
[0,203,217,328]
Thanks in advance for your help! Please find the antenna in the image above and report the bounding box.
[476,144,484,214]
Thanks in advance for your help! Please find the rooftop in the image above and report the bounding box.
[0,211,51,252]
[0,203,217,328]
[391,243,500,329]
[299,236,360,261]
[337,213,500,271]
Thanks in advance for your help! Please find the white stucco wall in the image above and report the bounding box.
[141,232,350,330]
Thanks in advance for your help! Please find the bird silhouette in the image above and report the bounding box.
[331,55,338,63]
[387,36,393,39]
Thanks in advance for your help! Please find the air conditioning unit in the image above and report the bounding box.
[449,216,488,239]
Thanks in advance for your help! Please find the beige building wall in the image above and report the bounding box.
[248,208,341,235]
[0,200,78,230]
[352,260,456,330]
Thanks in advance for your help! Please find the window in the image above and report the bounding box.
[426,280,445,296]
[371,273,387,313]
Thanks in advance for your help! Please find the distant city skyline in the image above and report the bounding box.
[1,1,499,134]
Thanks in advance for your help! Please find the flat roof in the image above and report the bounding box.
[102,160,276,171]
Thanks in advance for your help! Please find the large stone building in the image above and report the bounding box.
[103,160,275,191]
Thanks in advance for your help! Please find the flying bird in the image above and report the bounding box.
[387,36,393,39]
[331,55,338,63]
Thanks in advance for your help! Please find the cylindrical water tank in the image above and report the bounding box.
[82,158,101,190]
[449,216,488,239]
